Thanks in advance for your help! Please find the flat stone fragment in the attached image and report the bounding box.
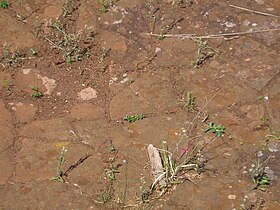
[0,181,97,209]
[78,87,97,101]
[70,103,104,120]
[20,118,77,141]
[0,100,13,153]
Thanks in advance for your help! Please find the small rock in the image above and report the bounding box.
[78,87,97,101]
[228,195,236,200]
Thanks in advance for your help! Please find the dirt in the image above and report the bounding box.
[0,0,280,209]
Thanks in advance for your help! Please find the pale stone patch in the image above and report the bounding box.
[78,87,97,101]
[37,74,56,95]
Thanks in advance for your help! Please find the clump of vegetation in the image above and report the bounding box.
[51,147,67,183]
[205,122,225,137]
[191,38,220,68]
[139,174,150,203]
[124,114,145,122]
[62,0,78,17]
[3,79,12,90]
[156,18,183,41]
[127,78,135,85]
[98,45,109,72]
[2,43,22,66]
[178,90,196,112]
[31,86,44,99]
[29,48,38,56]
[251,159,270,191]
[0,0,10,9]
[44,19,93,64]
[98,0,119,14]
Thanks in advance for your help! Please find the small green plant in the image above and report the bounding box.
[137,174,150,204]
[99,45,109,72]
[102,188,112,203]
[2,43,22,65]
[204,122,225,137]
[62,0,77,17]
[251,159,270,191]
[0,0,10,9]
[178,90,196,112]
[157,32,165,40]
[105,158,119,181]
[260,116,270,129]
[127,78,135,85]
[191,38,220,68]
[3,79,11,90]
[31,86,44,99]
[99,0,114,14]
[33,18,42,37]
[123,114,145,122]
[29,48,38,56]
[48,20,92,63]
[51,147,67,183]
[257,96,263,101]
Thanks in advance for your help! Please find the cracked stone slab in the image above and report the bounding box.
[0,149,14,184]
[13,139,93,182]
[20,118,77,141]
[70,103,104,120]
[109,72,178,120]
[0,181,97,209]
[0,100,13,153]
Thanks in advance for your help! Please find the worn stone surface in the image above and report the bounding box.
[109,72,178,120]
[0,13,39,50]
[13,139,92,182]
[13,103,37,123]
[0,149,14,184]
[74,120,108,147]
[0,181,98,209]
[70,103,104,120]
[0,101,13,153]
[20,118,77,141]
[78,87,97,101]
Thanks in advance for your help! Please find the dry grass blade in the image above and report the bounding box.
[146,28,280,40]
[229,4,280,18]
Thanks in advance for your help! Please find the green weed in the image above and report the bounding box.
[127,78,135,85]
[51,147,67,183]
[124,114,145,123]
[31,86,44,99]
[3,79,11,90]
[99,0,115,14]
[139,174,150,203]
[191,38,220,68]
[204,122,225,137]
[251,159,270,191]
[62,0,77,17]
[105,158,119,181]
[178,90,196,112]
[48,19,92,63]
[2,43,22,66]
[33,18,42,37]
[99,45,109,72]
[102,188,113,203]
[156,18,183,41]
[29,48,38,56]
[0,0,10,9]
[257,96,263,101]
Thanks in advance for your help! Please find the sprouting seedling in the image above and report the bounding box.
[51,146,67,183]
[31,86,44,99]
[123,114,145,122]
[0,0,10,9]
[178,90,196,112]
[204,122,225,137]
[251,159,270,191]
